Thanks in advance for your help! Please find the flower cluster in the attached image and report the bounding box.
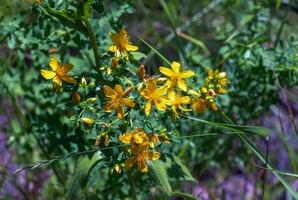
[40,29,228,173]
[119,128,162,173]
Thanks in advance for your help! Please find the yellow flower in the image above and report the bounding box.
[159,61,194,91]
[192,98,206,113]
[167,91,191,117]
[40,57,77,86]
[140,79,169,116]
[35,0,43,4]
[103,85,135,119]
[108,29,138,55]
[124,143,160,173]
[206,69,228,94]
[119,128,148,144]
[148,133,160,148]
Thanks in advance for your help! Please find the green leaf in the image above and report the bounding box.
[178,32,209,53]
[181,115,269,136]
[66,152,103,200]
[77,0,94,19]
[92,0,104,15]
[183,114,298,199]
[148,160,172,196]
[170,191,200,200]
[44,6,87,35]
[171,155,197,183]
[130,51,147,60]
[138,36,171,66]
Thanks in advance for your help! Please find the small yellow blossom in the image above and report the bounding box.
[108,29,138,55]
[191,98,206,113]
[119,128,148,144]
[167,91,191,117]
[124,143,160,173]
[34,0,43,4]
[148,133,160,148]
[206,69,228,94]
[140,79,169,116]
[40,57,77,86]
[103,85,135,119]
[159,61,194,91]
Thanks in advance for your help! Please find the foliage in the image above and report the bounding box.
[0,0,297,199]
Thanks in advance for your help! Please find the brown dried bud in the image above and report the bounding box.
[138,64,145,80]
[72,92,81,104]
[124,86,133,97]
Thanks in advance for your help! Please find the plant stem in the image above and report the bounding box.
[128,173,137,200]
[83,18,103,80]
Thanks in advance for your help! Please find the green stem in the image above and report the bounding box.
[83,18,103,79]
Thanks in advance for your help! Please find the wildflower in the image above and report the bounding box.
[124,143,160,173]
[41,57,77,86]
[206,69,228,94]
[192,98,206,113]
[140,79,169,116]
[148,134,160,148]
[167,91,190,117]
[159,61,194,91]
[108,29,138,55]
[119,128,148,144]
[103,85,135,119]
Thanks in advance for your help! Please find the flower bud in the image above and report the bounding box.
[81,117,95,125]
[124,86,133,97]
[80,77,87,87]
[72,92,81,104]
[138,65,145,80]
[86,97,97,104]
[88,81,96,88]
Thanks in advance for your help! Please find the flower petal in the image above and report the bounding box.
[108,45,118,52]
[178,96,191,104]
[155,100,167,111]
[49,57,60,71]
[179,70,195,78]
[145,101,152,116]
[40,70,56,79]
[171,61,181,73]
[59,63,73,75]
[159,67,174,77]
[177,79,187,91]
[124,157,136,170]
[147,151,161,160]
[119,132,133,144]
[125,44,138,51]
[114,85,124,96]
[53,76,62,86]
[103,85,116,98]
[122,98,135,108]
[116,106,124,119]
[61,75,77,84]
[137,160,148,173]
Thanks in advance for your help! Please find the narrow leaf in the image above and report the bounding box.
[138,36,171,66]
